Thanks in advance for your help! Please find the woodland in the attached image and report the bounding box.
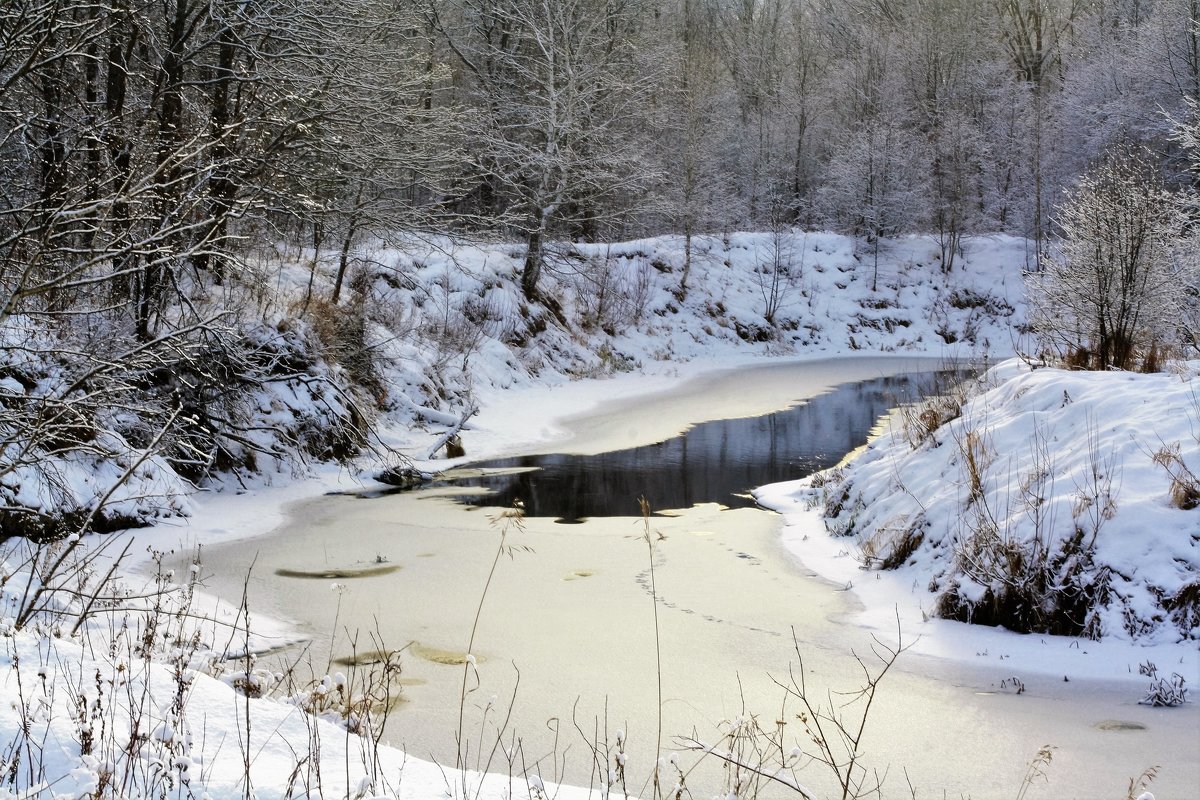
[2,0,1198,525]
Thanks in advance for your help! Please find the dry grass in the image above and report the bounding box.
[898,369,976,450]
[960,428,991,505]
[858,518,926,570]
[1153,442,1200,510]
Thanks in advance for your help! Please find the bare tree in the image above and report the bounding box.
[756,225,802,326]
[0,0,435,535]
[431,0,662,299]
[1030,148,1189,370]
[671,0,726,299]
[994,0,1074,269]
[820,118,927,291]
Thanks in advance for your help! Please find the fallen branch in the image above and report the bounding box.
[425,403,478,460]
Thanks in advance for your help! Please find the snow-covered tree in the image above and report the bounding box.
[278,1,462,307]
[819,118,928,290]
[431,0,663,299]
[0,0,432,533]
[1030,148,1190,370]
[1170,96,1200,351]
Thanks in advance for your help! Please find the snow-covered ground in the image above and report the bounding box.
[2,356,949,800]
[756,359,1200,673]
[3,231,1196,798]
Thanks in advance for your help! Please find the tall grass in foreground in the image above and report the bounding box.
[455,499,530,796]
[637,495,664,799]
[1,534,411,799]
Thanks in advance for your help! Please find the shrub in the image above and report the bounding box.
[1028,147,1190,372]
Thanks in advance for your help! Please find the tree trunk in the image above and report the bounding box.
[679,228,692,300]
[521,212,546,300]
[36,34,67,213]
[106,16,137,303]
[331,216,361,305]
[193,21,238,281]
[140,0,192,341]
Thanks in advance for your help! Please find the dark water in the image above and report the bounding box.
[452,371,959,521]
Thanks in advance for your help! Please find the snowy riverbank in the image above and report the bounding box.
[3,231,1024,539]
[6,352,1197,799]
[0,352,952,800]
[757,359,1200,656]
[4,232,1197,798]
[180,354,1199,799]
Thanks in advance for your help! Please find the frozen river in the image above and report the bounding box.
[192,357,1199,798]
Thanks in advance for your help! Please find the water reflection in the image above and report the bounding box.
[455,371,956,519]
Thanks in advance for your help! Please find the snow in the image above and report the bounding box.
[2,230,1196,798]
[755,359,1200,681]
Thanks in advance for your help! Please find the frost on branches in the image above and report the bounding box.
[1028,148,1196,372]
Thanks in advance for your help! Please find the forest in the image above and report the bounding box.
[2,4,1200,798]
[5,0,1197,290]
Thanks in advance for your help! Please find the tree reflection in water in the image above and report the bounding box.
[455,371,961,521]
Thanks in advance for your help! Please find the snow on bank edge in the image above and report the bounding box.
[756,358,1200,689]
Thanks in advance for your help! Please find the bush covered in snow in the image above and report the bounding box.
[0,313,367,540]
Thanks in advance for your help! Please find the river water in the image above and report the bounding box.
[449,371,955,520]
[191,356,1200,798]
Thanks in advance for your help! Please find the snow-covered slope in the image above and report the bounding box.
[757,358,1200,643]
[343,231,1026,452]
[356,231,1024,399]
